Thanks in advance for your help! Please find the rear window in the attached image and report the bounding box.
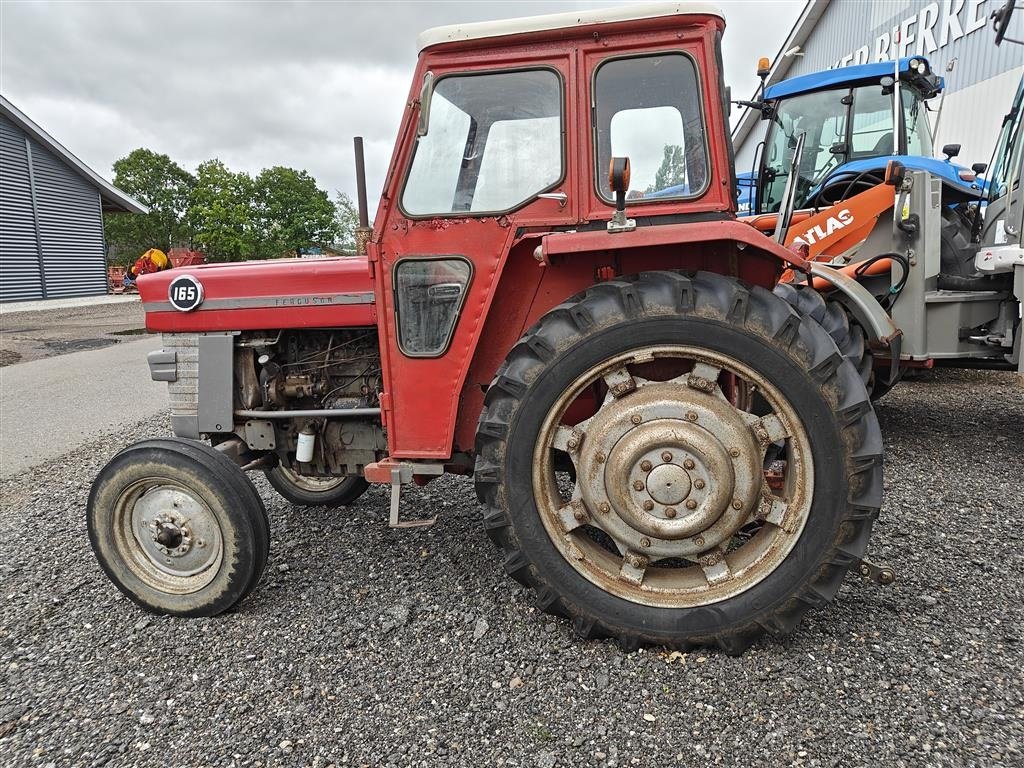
[593,53,708,202]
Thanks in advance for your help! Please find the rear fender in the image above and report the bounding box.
[808,263,902,384]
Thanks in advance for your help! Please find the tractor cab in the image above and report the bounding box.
[749,57,980,215]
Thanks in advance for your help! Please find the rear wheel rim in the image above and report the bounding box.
[113,479,224,594]
[531,345,814,609]
[276,467,348,493]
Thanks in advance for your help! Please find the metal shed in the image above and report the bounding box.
[0,95,147,303]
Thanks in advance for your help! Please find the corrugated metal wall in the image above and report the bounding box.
[0,115,43,302]
[0,114,107,302]
[735,0,1024,169]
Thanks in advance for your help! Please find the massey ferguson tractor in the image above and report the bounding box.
[88,2,888,654]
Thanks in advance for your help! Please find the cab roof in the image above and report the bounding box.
[764,57,942,101]
[417,2,725,52]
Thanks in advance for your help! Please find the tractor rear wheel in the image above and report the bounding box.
[474,271,882,653]
[88,438,270,617]
[265,466,369,507]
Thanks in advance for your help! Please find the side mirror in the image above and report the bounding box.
[607,157,636,234]
[972,162,988,174]
[942,143,961,160]
[609,157,631,211]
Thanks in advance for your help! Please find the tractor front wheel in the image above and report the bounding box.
[88,438,270,617]
[474,271,882,653]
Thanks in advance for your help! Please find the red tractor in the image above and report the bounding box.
[88,3,882,654]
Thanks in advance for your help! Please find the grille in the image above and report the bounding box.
[162,333,199,423]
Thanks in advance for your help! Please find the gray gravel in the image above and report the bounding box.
[1,368,1022,768]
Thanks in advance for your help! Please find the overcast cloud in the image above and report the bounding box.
[0,0,802,205]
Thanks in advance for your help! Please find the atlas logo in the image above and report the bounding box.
[796,208,854,246]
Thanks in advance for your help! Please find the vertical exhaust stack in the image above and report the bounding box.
[353,137,372,257]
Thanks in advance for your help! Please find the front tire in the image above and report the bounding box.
[88,438,270,617]
[265,466,369,507]
[474,271,882,654]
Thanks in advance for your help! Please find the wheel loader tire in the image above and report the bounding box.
[88,438,270,617]
[474,271,882,654]
[772,282,872,387]
[265,466,369,507]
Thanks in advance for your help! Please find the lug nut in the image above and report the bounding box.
[632,480,645,491]
[686,411,698,421]
[567,439,578,449]
[684,458,695,470]
[694,479,705,490]
[642,500,654,511]
[631,414,642,425]
[596,452,606,463]
[598,502,611,514]
[640,460,653,472]
[694,536,705,547]
[729,448,741,458]
[573,509,589,523]
[665,508,677,519]
[640,538,651,548]
[661,451,673,462]
[686,499,698,510]
[732,499,743,510]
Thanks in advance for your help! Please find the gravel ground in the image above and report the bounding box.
[0,300,146,366]
[1,368,1021,768]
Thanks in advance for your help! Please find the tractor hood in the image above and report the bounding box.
[812,155,985,203]
[139,256,376,333]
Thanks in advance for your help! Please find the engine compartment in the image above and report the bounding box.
[235,329,386,477]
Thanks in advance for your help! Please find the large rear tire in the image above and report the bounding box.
[474,271,882,654]
[88,438,270,617]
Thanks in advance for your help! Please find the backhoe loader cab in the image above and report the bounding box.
[88,3,886,654]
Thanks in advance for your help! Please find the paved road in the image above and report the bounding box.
[0,335,165,479]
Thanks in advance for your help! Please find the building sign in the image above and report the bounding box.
[831,0,990,68]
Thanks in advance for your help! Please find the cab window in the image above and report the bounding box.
[401,69,563,216]
[593,53,708,202]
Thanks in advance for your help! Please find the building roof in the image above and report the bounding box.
[0,95,148,215]
[417,2,725,52]
[730,0,830,150]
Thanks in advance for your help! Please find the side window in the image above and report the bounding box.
[394,258,472,357]
[401,69,563,216]
[850,86,894,157]
[594,54,708,201]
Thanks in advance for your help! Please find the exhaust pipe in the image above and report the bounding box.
[353,137,372,256]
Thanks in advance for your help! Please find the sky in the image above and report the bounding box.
[0,0,804,205]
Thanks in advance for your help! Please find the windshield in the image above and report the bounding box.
[758,83,933,213]
[988,76,1024,202]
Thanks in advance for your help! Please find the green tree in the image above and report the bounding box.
[334,192,363,253]
[646,144,687,194]
[188,160,255,262]
[251,167,338,258]
[103,148,195,259]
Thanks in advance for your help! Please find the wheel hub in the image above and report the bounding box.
[645,463,691,506]
[577,380,762,554]
[130,486,222,579]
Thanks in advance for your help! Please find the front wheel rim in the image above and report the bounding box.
[113,480,224,594]
[531,345,814,609]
